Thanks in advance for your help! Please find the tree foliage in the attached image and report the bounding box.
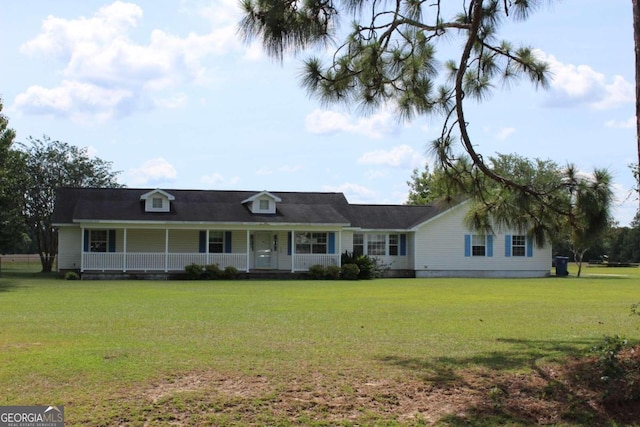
[0,99,29,254]
[407,154,614,276]
[239,1,619,257]
[238,2,564,234]
[11,136,123,272]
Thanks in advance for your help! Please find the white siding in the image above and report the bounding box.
[168,230,199,253]
[341,230,354,253]
[232,231,250,255]
[126,229,165,252]
[274,231,288,270]
[414,202,552,278]
[57,226,82,270]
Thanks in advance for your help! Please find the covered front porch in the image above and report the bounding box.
[79,227,341,273]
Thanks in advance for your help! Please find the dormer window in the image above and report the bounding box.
[140,189,175,213]
[242,191,281,215]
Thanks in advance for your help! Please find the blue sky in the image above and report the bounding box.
[1,0,637,225]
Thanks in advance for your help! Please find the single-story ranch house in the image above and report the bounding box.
[52,187,552,278]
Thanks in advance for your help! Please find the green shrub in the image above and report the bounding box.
[203,264,223,280]
[185,263,203,280]
[355,255,376,279]
[224,265,239,280]
[325,265,341,280]
[308,264,326,280]
[64,271,80,281]
[341,251,381,279]
[341,263,360,280]
[591,335,628,380]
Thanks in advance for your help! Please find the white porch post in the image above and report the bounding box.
[338,230,342,266]
[123,228,128,272]
[245,229,250,272]
[291,230,295,273]
[165,228,169,272]
[80,227,85,272]
[206,229,210,265]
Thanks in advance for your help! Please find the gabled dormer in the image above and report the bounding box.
[242,191,281,214]
[140,189,175,213]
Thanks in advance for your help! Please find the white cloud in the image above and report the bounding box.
[358,145,425,169]
[129,157,178,185]
[14,80,135,123]
[15,1,243,121]
[200,172,240,187]
[536,50,634,110]
[322,182,378,203]
[154,93,188,109]
[605,117,635,129]
[255,168,273,176]
[305,107,398,139]
[495,127,516,140]
[365,170,388,179]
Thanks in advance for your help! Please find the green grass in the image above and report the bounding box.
[1,266,639,425]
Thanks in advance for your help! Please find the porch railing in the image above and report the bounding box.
[292,254,339,271]
[82,252,248,272]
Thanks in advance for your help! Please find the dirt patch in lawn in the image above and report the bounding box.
[115,346,640,426]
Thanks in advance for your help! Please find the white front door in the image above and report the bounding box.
[254,232,275,269]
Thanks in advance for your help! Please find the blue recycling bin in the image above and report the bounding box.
[555,256,569,276]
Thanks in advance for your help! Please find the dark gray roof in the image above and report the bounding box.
[346,204,442,229]
[52,187,443,229]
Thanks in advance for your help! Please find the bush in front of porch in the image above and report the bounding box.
[184,263,238,280]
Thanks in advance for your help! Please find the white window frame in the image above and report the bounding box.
[472,234,486,257]
[512,235,526,257]
[89,230,108,253]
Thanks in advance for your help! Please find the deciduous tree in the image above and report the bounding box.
[0,99,28,254]
[409,153,613,277]
[11,136,122,272]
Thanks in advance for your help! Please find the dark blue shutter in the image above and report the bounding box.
[464,234,471,257]
[199,231,206,253]
[287,232,292,255]
[108,230,116,252]
[505,235,512,257]
[83,229,89,252]
[225,231,232,253]
[487,235,493,257]
[400,234,407,256]
[527,238,534,257]
[328,232,335,254]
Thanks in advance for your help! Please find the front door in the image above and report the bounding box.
[254,232,275,269]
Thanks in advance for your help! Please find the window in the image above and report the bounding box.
[389,234,399,256]
[209,232,224,253]
[152,197,163,209]
[353,234,364,256]
[295,232,327,254]
[90,230,107,252]
[259,199,269,210]
[472,235,486,256]
[367,234,386,256]
[512,235,526,257]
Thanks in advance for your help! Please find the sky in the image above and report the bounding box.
[0,0,638,226]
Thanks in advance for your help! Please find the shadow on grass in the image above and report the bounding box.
[379,338,595,381]
[0,270,57,291]
[0,278,18,292]
[377,337,637,426]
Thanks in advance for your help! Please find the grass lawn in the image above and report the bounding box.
[1,265,639,426]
